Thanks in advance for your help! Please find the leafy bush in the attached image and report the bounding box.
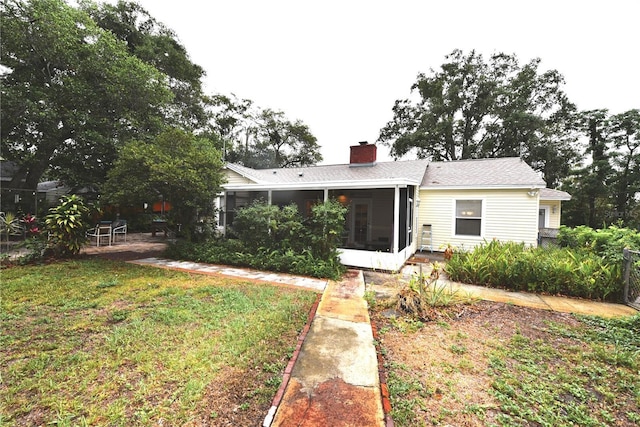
[166,239,345,280]
[306,201,348,260]
[446,240,621,301]
[230,201,305,253]
[166,200,348,280]
[44,195,92,257]
[557,224,640,265]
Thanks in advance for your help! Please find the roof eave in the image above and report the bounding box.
[541,195,572,201]
[420,184,546,191]
[223,178,422,191]
[224,163,265,184]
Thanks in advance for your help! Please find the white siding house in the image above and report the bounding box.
[419,188,540,251]
[417,157,549,251]
[224,168,258,185]
[220,145,570,270]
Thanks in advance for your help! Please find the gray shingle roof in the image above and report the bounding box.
[227,160,430,186]
[539,188,571,200]
[226,157,549,189]
[421,157,546,188]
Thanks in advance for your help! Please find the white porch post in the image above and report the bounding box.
[393,185,400,254]
[323,188,329,202]
[268,190,272,205]
[222,192,228,236]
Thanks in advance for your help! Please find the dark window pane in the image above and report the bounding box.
[456,218,481,236]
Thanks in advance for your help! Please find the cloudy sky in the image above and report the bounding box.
[123,0,639,165]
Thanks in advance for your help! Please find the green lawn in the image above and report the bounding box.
[1,259,317,426]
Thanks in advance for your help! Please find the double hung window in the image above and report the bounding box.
[455,200,482,236]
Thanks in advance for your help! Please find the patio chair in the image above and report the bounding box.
[87,224,112,247]
[111,220,127,243]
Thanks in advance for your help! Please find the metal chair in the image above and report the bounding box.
[87,223,111,247]
[111,220,127,243]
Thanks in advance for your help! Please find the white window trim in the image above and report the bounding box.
[453,198,485,238]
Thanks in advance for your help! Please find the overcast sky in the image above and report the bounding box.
[120,0,639,165]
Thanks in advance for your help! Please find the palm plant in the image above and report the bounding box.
[0,212,23,249]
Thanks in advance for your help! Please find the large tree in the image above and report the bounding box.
[206,93,255,161]
[80,0,208,130]
[609,109,640,225]
[378,49,579,186]
[1,0,172,190]
[102,128,224,233]
[249,108,322,168]
[562,109,640,228]
[207,95,322,169]
[562,110,614,227]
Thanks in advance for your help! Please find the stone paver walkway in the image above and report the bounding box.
[130,258,327,292]
[268,270,384,426]
[400,264,637,318]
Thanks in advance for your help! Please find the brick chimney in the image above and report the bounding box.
[349,141,377,166]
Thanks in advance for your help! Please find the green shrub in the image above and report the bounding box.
[229,201,285,251]
[446,240,621,301]
[166,200,348,280]
[557,224,640,265]
[306,200,348,260]
[166,239,345,280]
[16,236,49,265]
[44,195,92,257]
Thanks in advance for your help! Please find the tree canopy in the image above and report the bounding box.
[102,128,224,231]
[378,49,579,187]
[208,94,322,169]
[206,93,254,160]
[0,0,207,192]
[561,109,640,228]
[80,0,208,130]
[247,108,322,169]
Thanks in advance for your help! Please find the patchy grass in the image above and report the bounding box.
[1,259,317,426]
[374,302,640,426]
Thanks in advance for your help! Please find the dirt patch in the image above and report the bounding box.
[188,366,273,426]
[363,269,638,425]
[1,233,169,264]
[80,233,169,261]
[371,301,617,426]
